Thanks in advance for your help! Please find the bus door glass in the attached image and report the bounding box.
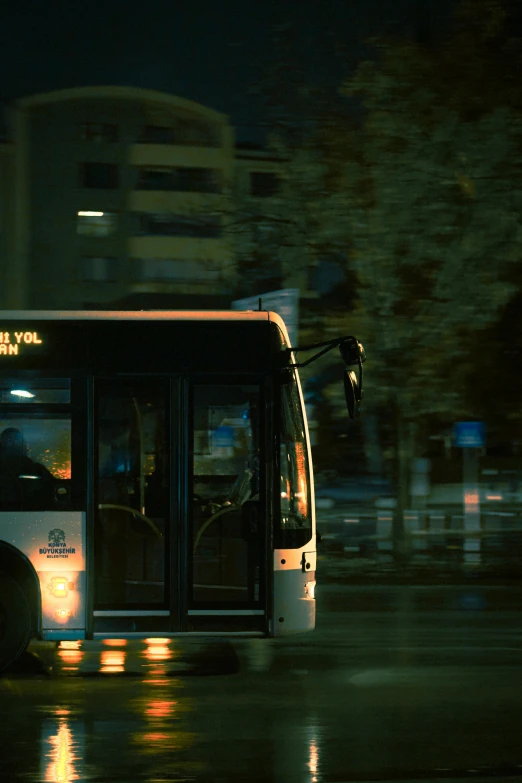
[190,385,263,610]
[94,381,168,607]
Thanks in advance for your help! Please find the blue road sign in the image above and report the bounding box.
[454,421,485,448]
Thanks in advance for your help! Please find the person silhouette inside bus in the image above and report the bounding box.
[0,427,54,481]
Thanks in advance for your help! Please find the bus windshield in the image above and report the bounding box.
[278,372,312,549]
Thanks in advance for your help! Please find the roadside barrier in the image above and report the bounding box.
[317,506,522,565]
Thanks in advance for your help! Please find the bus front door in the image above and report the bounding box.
[188,384,266,634]
[92,380,266,636]
[93,380,171,634]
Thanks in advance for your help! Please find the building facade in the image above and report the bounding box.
[1,87,235,309]
[0,86,316,312]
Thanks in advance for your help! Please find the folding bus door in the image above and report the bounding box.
[92,379,172,635]
[187,383,267,634]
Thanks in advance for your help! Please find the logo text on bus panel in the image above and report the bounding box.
[39,528,76,558]
[0,331,43,356]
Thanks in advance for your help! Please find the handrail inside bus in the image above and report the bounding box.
[193,504,240,554]
[98,504,164,541]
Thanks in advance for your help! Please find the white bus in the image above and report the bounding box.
[0,311,364,671]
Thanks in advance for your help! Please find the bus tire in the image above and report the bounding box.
[0,572,32,674]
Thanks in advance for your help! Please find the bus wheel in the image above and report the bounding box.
[0,572,32,673]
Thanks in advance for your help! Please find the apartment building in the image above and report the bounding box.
[0,86,318,312]
[0,87,235,309]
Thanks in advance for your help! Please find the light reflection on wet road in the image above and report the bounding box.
[2,585,522,783]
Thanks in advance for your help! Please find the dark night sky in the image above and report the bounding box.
[1,0,454,136]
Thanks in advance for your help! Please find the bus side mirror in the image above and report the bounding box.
[339,339,366,367]
[344,370,362,419]
[284,334,366,419]
[340,339,365,419]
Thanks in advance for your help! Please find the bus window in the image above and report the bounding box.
[95,382,168,606]
[278,375,312,549]
[0,412,71,511]
[191,385,261,604]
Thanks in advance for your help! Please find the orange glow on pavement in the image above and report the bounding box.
[57,644,83,673]
[45,720,78,782]
[100,650,126,673]
[144,639,172,663]
[145,700,176,719]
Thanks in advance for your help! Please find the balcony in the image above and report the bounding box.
[128,145,231,171]
[128,190,225,215]
[127,235,230,262]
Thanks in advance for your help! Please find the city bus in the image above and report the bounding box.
[0,310,364,671]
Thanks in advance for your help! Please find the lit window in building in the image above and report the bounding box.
[137,212,221,238]
[76,211,118,237]
[249,171,280,198]
[79,162,119,189]
[80,123,118,143]
[135,166,221,193]
[81,257,118,282]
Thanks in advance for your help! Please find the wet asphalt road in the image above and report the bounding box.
[2,585,522,783]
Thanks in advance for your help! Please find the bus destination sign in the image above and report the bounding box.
[0,330,44,356]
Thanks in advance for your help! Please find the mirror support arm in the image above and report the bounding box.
[283,335,366,420]
[286,341,340,368]
[285,335,362,369]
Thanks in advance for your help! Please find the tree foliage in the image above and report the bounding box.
[341,40,522,419]
[231,2,522,521]
[258,2,522,425]
[321,0,522,544]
